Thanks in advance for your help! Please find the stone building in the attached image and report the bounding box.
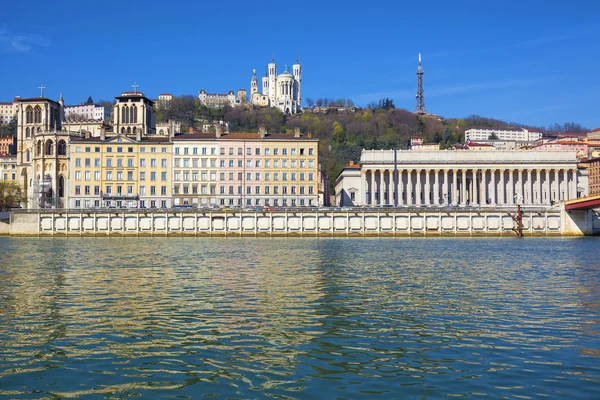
[336,149,580,207]
[251,55,302,114]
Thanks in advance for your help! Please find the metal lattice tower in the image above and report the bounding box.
[415,53,426,114]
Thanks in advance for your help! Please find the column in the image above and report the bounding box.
[498,169,505,205]
[461,169,467,205]
[388,170,394,206]
[398,170,404,205]
[472,169,478,204]
[452,169,458,205]
[425,169,431,205]
[545,169,551,205]
[416,169,422,205]
[407,169,413,205]
[536,169,542,205]
[443,169,449,205]
[369,169,375,205]
[516,169,523,204]
[360,171,366,205]
[526,169,533,204]
[552,168,559,203]
[480,169,487,205]
[433,169,440,206]
[490,169,497,205]
[378,170,384,206]
[508,169,514,205]
[562,169,568,200]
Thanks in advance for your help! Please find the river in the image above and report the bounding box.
[0,237,598,398]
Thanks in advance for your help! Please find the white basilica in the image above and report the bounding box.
[250,55,302,114]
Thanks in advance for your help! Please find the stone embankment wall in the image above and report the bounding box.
[0,207,588,236]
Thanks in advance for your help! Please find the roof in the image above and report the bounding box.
[173,131,318,141]
[70,135,171,144]
[591,128,600,132]
[0,102,13,105]
[158,93,172,96]
[15,97,59,104]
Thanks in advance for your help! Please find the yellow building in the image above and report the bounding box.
[0,154,17,182]
[69,134,172,209]
[172,127,319,207]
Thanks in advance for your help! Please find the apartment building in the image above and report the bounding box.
[171,128,319,207]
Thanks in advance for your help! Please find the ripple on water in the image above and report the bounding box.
[0,237,599,399]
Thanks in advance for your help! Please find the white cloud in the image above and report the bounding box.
[0,27,50,53]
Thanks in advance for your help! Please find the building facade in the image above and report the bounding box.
[198,89,237,107]
[0,100,17,124]
[113,92,156,136]
[336,150,580,207]
[0,154,16,182]
[64,98,110,121]
[251,56,302,114]
[171,128,318,207]
[465,128,543,142]
[0,135,16,154]
[68,135,172,209]
[584,157,600,196]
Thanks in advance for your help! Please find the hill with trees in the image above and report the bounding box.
[155,95,589,191]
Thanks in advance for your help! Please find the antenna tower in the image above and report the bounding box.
[415,53,426,114]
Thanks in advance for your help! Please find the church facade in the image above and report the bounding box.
[250,56,302,114]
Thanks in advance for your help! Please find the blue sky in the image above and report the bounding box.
[1,0,598,128]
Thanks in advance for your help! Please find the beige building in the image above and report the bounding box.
[0,100,18,124]
[0,154,17,182]
[113,92,156,136]
[171,127,319,207]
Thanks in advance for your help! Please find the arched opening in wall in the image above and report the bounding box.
[46,139,54,156]
[159,129,164,135]
[34,106,42,124]
[26,106,33,123]
[121,127,125,134]
[285,108,290,115]
[127,127,131,134]
[123,106,129,124]
[37,127,42,133]
[37,140,42,156]
[133,127,137,134]
[26,149,30,162]
[58,176,65,198]
[58,140,67,156]
[26,127,31,138]
[132,106,137,123]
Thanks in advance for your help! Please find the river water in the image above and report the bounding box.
[0,237,598,399]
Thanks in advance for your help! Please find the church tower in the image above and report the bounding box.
[113,89,156,139]
[250,69,258,96]
[268,53,277,102]
[293,54,302,108]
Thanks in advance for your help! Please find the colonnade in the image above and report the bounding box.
[361,167,578,206]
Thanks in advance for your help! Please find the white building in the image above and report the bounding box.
[465,128,542,142]
[64,95,110,121]
[198,89,237,107]
[0,98,19,124]
[336,149,580,207]
[251,55,302,114]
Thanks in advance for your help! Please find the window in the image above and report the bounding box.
[210,159,216,168]
[128,147,134,153]
[161,186,167,195]
[282,149,287,155]
[274,172,279,181]
[283,160,288,168]
[140,147,146,153]
[309,186,314,194]
[162,147,167,153]
[265,186,270,194]
[220,172,225,181]
[210,148,216,155]
[246,186,251,194]
[175,147,180,155]
[291,160,296,168]
[127,185,133,194]
[264,148,270,155]
[265,172,270,181]
[151,159,156,167]
[246,147,252,155]
[174,159,180,168]
[255,148,260,155]
[184,172,189,181]
[150,186,156,195]
[85,158,91,167]
[151,147,156,153]
[265,160,270,168]
[75,171,81,180]
[116,172,123,181]
[255,160,260,168]
[237,147,242,155]
[308,172,314,181]
[94,171,100,180]
[128,171,133,181]
[246,160,252,168]
[202,147,207,155]
[117,147,123,153]
[161,172,167,181]
[106,147,112,153]
[282,173,288,181]
[255,172,260,181]
[140,158,146,167]
[193,172,199,181]
[210,172,216,181]
[106,158,112,167]
[152,172,157,181]
[220,160,225,168]
[300,173,305,181]
[238,160,243,168]
[291,173,296,181]
[300,148,305,155]
[201,172,207,180]
[75,185,81,195]
[127,158,134,167]
[105,185,112,194]
[220,147,225,155]
[95,158,101,167]
[106,171,112,180]
[140,172,146,181]
[273,148,279,155]
[161,159,167,168]
[308,160,314,168]
[75,158,81,167]
[255,186,260,194]
[309,148,314,155]
[228,147,234,155]
[140,186,146,195]
[75,200,81,207]
[184,147,189,155]
[291,148,296,156]
[117,159,123,167]
[246,172,251,181]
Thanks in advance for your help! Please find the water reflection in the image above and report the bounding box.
[0,237,599,398]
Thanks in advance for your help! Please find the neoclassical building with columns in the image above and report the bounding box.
[336,150,580,207]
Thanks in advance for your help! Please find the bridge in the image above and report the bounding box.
[565,194,600,211]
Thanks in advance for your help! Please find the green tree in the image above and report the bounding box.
[488,132,499,139]
[0,181,25,210]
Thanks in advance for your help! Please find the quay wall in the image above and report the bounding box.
[0,207,591,237]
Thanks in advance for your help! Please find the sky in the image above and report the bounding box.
[0,0,599,129]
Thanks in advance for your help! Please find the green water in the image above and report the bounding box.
[0,237,598,399]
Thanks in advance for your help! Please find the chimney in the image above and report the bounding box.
[294,127,301,138]
[215,123,222,138]
[259,125,267,139]
[307,132,312,138]
[100,127,106,141]
[349,160,354,166]
[188,127,194,133]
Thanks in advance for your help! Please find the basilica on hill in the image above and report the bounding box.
[250,55,302,114]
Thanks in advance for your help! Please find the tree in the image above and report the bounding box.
[488,132,499,140]
[0,181,25,211]
[86,96,94,104]
[306,98,314,108]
